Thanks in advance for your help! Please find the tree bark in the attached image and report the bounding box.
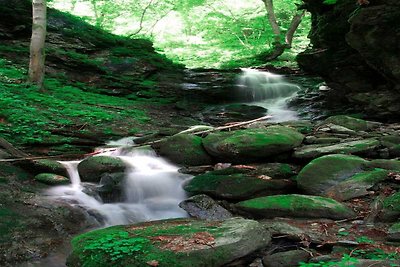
[285,10,306,48]
[262,0,305,61]
[29,0,47,89]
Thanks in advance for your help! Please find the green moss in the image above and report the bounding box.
[383,192,400,212]
[153,134,212,166]
[236,194,355,219]
[68,219,242,267]
[297,154,368,195]
[203,126,304,161]
[34,173,70,185]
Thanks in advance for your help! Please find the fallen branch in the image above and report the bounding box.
[192,115,273,136]
[0,115,273,162]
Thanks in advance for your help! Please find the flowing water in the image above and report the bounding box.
[236,68,300,122]
[45,145,190,226]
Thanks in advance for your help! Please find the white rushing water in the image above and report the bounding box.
[236,68,300,122]
[45,144,190,226]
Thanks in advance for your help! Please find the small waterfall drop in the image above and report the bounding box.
[236,68,300,122]
[45,144,189,226]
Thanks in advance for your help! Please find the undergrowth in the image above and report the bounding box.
[0,58,150,145]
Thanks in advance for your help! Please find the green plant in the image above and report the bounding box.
[82,231,150,263]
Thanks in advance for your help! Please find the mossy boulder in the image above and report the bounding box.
[235,194,355,220]
[379,192,400,222]
[323,115,369,131]
[151,134,213,166]
[325,169,389,201]
[293,138,380,159]
[34,173,70,185]
[202,126,304,162]
[20,159,68,176]
[297,154,369,196]
[78,156,126,183]
[184,171,295,200]
[66,217,271,267]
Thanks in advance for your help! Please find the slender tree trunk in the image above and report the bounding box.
[262,0,305,61]
[262,0,281,45]
[285,10,305,48]
[29,0,47,89]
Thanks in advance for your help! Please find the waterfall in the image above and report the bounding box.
[45,144,190,226]
[236,68,300,122]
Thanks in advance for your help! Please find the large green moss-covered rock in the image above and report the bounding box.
[151,134,213,166]
[184,171,295,200]
[34,173,70,185]
[235,194,355,220]
[297,154,368,196]
[78,156,126,183]
[202,126,304,162]
[293,138,379,159]
[67,217,271,267]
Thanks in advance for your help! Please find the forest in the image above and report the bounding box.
[0,0,400,266]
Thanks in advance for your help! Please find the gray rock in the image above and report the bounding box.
[263,250,311,267]
[293,138,379,159]
[179,194,232,221]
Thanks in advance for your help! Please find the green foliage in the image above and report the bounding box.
[0,55,150,146]
[82,231,150,263]
[50,0,311,68]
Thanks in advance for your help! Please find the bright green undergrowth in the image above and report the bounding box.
[0,58,150,145]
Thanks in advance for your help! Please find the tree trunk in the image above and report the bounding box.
[285,10,306,48]
[262,0,305,61]
[29,0,47,89]
[262,0,281,45]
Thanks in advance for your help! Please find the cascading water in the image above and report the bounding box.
[45,145,190,226]
[236,68,300,122]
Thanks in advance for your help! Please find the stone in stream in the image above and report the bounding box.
[202,126,304,163]
[293,138,380,159]
[96,172,125,203]
[296,154,369,196]
[262,250,311,267]
[179,194,233,221]
[66,217,271,267]
[184,170,295,201]
[235,194,355,220]
[34,173,70,185]
[151,133,213,166]
[78,156,126,183]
